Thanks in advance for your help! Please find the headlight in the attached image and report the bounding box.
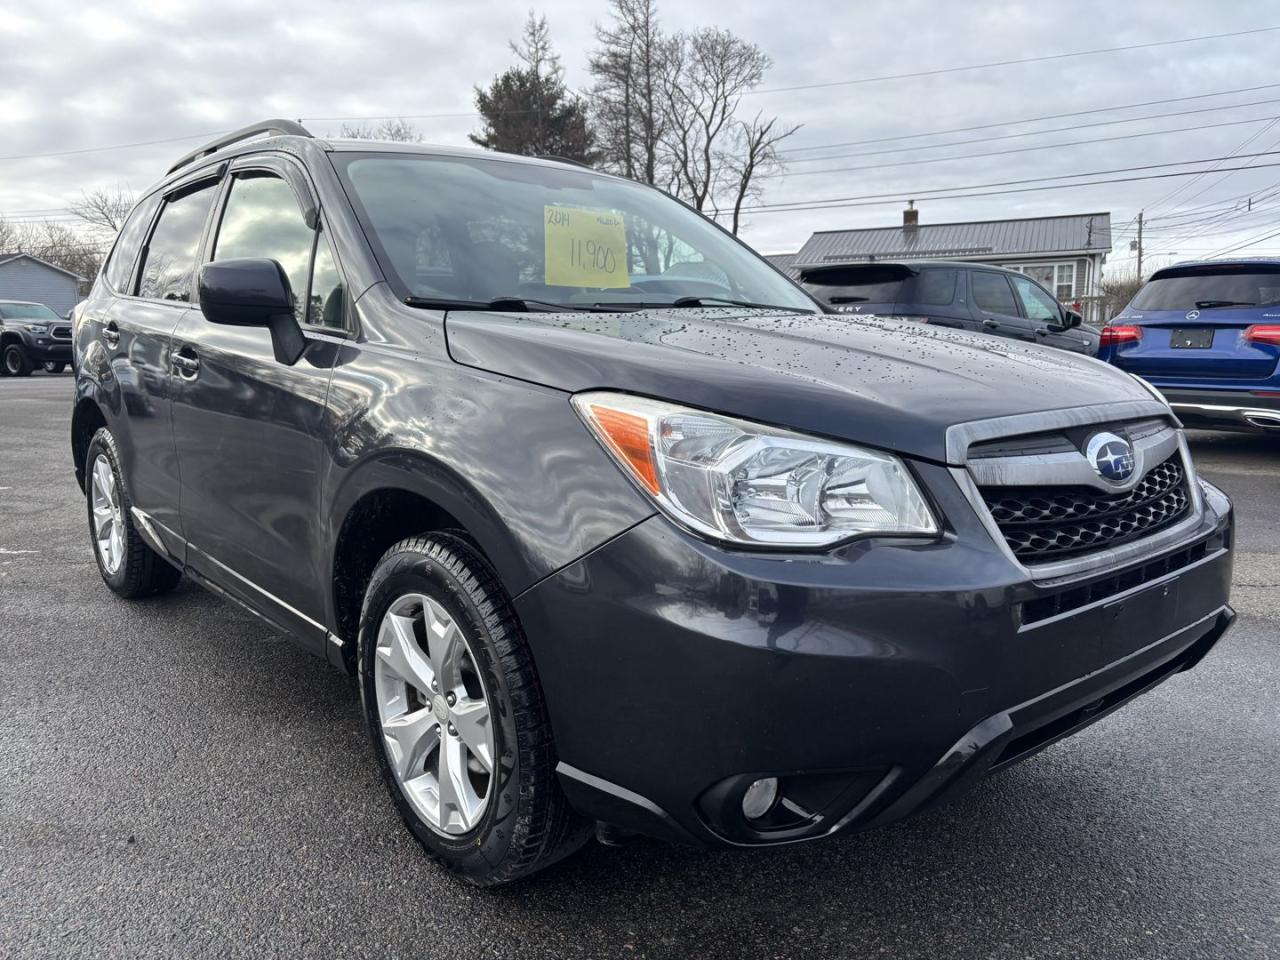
[573,392,938,547]
[23,323,49,334]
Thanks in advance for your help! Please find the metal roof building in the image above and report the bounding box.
[792,212,1111,266]
[764,253,800,278]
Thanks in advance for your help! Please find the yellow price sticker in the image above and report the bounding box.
[544,205,630,289]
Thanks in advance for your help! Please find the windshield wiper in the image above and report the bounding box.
[667,295,812,313]
[827,296,870,304]
[405,295,597,313]
[1194,299,1256,309]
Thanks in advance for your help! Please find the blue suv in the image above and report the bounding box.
[1100,260,1280,433]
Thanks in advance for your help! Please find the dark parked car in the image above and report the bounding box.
[799,260,1100,355]
[0,300,73,375]
[1099,259,1280,433]
[72,121,1234,884]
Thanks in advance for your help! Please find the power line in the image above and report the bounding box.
[0,130,223,164]
[1205,223,1280,258]
[783,96,1280,163]
[781,82,1280,153]
[776,114,1280,180]
[747,25,1280,96]
[759,151,1280,208]
[731,158,1280,216]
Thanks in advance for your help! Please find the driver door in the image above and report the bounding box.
[170,157,349,651]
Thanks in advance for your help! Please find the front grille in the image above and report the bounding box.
[51,325,72,340]
[980,454,1191,562]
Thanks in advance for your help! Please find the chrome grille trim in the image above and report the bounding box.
[966,423,1180,493]
[947,405,1205,583]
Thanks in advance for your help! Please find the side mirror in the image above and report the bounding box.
[197,258,306,365]
[1064,309,1083,329]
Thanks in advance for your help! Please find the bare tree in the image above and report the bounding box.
[589,0,669,185]
[0,217,104,283]
[725,113,800,236]
[339,118,423,142]
[590,13,798,234]
[511,11,563,82]
[663,28,771,216]
[1097,269,1145,322]
[69,187,134,234]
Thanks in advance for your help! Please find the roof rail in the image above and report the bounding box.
[167,119,313,175]
[534,155,592,169]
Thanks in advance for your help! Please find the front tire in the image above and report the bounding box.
[85,428,181,598]
[3,344,31,377]
[358,534,589,884]
[42,361,66,374]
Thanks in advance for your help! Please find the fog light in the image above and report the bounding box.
[741,777,779,821]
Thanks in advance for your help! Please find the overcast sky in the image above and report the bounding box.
[4,0,1280,272]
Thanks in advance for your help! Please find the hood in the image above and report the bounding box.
[445,308,1153,464]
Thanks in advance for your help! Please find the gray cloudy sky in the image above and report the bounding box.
[4,0,1280,271]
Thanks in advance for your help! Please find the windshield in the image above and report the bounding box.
[0,303,58,320]
[333,152,816,312]
[1130,267,1280,311]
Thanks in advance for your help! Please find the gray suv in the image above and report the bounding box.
[73,120,1233,883]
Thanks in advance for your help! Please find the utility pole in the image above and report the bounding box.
[1136,210,1144,280]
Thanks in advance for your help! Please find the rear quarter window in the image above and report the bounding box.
[103,193,161,293]
[909,269,957,306]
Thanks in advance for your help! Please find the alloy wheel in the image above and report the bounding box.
[90,454,125,575]
[373,593,495,836]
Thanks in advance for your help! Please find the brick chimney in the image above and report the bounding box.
[903,200,919,232]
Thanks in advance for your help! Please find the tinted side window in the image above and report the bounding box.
[911,269,956,306]
[1011,275,1060,322]
[104,193,161,293]
[307,230,346,329]
[971,272,1018,315]
[213,173,314,324]
[137,184,218,302]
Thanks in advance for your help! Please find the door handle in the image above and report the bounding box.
[172,348,200,379]
[102,321,120,346]
[982,319,1000,330]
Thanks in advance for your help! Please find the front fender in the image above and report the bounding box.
[321,341,656,602]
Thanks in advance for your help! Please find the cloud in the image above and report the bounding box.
[3,0,1279,268]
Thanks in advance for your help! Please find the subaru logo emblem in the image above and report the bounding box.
[1085,432,1135,484]
[1185,309,1200,320]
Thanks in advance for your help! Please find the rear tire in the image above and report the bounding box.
[85,428,182,599]
[357,533,590,884]
[3,344,31,377]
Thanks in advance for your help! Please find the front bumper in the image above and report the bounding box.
[21,337,73,363]
[1160,387,1280,431]
[516,469,1235,847]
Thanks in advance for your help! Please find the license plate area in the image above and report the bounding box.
[1170,327,1214,349]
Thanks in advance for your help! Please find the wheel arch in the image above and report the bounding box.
[71,395,109,491]
[327,449,537,671]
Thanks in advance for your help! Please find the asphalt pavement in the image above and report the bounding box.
[2,373,1277,959]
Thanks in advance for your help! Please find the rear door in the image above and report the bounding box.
[969,270,1035,342]
[897,266,967,328]
[106,176,221,545]
[1111,264,1280,381]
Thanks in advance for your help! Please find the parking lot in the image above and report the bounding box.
[1,373,1276,960]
